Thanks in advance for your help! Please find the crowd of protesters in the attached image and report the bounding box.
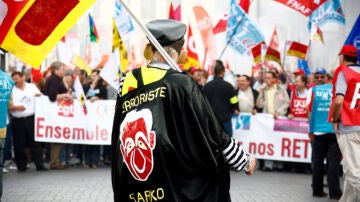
[186,44,359,200]
[1,44,358,201]
[2,61,116,173]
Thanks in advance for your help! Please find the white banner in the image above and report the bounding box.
[35,97,312,162]
[232,113,311,163]
[35,96,115,145]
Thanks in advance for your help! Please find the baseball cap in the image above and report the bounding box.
[314,67,327,75]
[294,69,305,75]
[338,45,358,57]
[145,19,186,46]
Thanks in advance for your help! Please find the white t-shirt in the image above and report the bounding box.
[10,83,41,118]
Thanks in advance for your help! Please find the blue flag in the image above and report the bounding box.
[298,59,311,76]
[308,0,345,30]
[226,0,264,55]
[344,15,360,59]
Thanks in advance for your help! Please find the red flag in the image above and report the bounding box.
[31,67,42,83]
[0,0,96,68]
[286,41,308,59]
[183,24,201,70]
[193,6,217,62]
[238,0,250,13]
[250,42,263,64]
[264,45,281,65]
[274,0,327,17]
[213,13,228,34]
[269,26,279,51]
[168,1,181,21]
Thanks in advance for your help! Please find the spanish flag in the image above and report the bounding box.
[286,41,308,60]
[0,0,96,69]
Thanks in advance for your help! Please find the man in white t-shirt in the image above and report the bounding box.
[9,71,47,171]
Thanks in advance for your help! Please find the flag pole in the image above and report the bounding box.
[118,0,181,72]
[218,0,254,59]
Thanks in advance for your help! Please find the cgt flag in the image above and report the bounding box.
[344,15,360,60]
[286,41,308,59]
[183,24,201,70]
[0,0,96,69]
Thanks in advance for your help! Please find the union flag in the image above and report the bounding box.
[0,0,96,69]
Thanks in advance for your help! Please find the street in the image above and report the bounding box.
[3,163,341,202]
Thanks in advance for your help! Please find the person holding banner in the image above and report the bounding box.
[331,45,360,201]
[9,71,47,172]
[236,74,259,114]
[44,61,72,170]
[308,67,342,199]
[257,71,290,171]
[111,19,256,202]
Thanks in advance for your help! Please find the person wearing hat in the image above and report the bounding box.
[331,44,360,201]
[307,67,342,199]
[111,19,256,202]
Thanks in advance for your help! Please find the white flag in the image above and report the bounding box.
[73,76,87,115]
[100,48,121,90]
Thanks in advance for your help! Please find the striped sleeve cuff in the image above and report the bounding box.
[223,138,249,171]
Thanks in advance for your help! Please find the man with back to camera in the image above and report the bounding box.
[111,19,256,202]
[331,44,360,201]
[203,60,240,136]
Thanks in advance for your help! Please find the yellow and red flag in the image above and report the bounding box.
[183,24,201,70]
[264,45,281,65]
[250,42,263,64]
[0,0,96,69]
[286,41,308,59]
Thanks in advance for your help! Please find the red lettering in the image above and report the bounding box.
[267,144,274,156]
[101,129,108,141]
[36,117,44,137]
[54,126,61,138]
[249,142,257,154]
[86,130,93,140]
[258,143,266,155]
[281,138,291,157]
[63,127,70,139]
[302,139,310,158]
[45,125,53,138]
[292,139,301,158]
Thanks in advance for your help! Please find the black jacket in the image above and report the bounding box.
[203,77,239,123]
[111,65,234,202]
